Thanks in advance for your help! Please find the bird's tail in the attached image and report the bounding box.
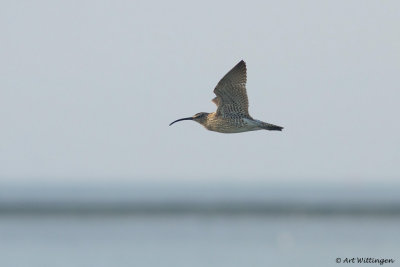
[258,121,284,131]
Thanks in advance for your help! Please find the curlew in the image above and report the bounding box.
[169,60,283,133]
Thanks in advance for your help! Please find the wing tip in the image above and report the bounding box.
[234,59,247,82]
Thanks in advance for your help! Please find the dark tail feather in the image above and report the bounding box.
[260,122,283,131]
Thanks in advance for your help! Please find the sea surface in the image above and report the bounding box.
[0,182,399,267]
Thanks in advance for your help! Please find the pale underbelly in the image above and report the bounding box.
[204,118,261,134]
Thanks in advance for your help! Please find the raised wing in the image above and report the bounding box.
[213,60,250,117]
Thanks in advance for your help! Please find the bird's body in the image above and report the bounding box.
[202,113,280,133]
[170,60,283,133]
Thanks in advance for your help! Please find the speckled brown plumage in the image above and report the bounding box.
[169,60,283,133]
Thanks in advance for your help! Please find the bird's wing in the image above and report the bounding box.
[212,60,249,117]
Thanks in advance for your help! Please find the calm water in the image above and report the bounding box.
[0,183,399,267]
[1,215,399,267]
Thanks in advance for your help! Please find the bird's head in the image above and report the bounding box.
[169,112,209,126]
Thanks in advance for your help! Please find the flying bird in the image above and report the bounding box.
[170,60,283,133]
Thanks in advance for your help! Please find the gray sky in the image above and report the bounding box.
[1,0,399,184]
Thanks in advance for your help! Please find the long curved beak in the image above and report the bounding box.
[169,117,193,126]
